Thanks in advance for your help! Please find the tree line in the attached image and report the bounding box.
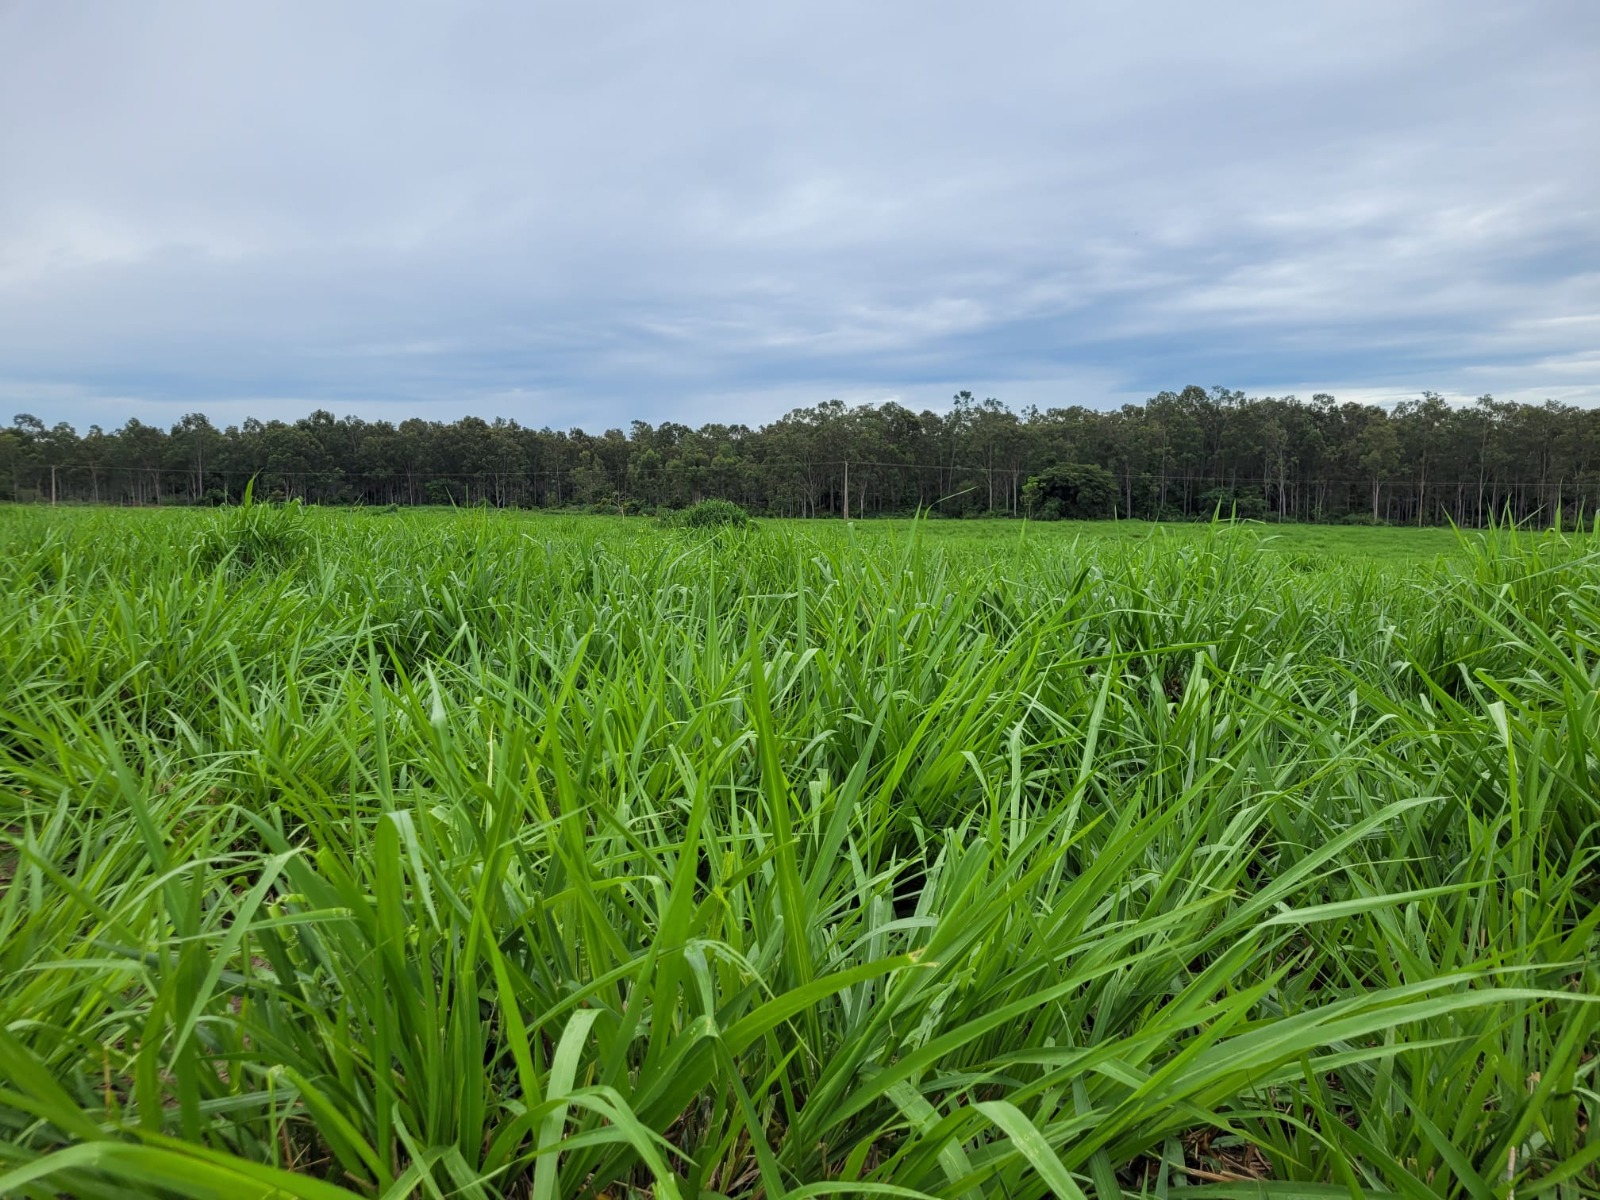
[4,386,1598,525]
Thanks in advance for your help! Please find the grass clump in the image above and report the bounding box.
[0,506,1595,1199]
[192,480,311,573]
[660,496,754,530]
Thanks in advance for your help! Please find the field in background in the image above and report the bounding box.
[0,504,1596,1199]
[809,516,1478,563]
[2,502,1500,562]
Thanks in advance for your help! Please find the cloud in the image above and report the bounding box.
[1,0,1596,430]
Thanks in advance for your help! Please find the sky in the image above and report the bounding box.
[1,1,1597,433]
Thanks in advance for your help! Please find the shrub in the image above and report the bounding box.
[1022,463,1116,519]
[1199,487,1269,521]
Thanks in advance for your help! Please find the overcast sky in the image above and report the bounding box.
[2,1,1597,432]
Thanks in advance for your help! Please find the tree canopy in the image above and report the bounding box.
[5,386,1598,525]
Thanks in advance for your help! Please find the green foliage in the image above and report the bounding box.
[661,496,754,529]
[12,387,1600,525]
[1199,485,1269,520]
[1022,462,1117,518]
[0,506,1596,1198]
[191,479,311,572]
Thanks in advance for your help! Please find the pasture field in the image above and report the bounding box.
[0,503,1597,1199]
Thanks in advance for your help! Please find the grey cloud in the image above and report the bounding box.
[1,0,1596,430]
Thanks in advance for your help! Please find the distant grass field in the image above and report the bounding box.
[0,503,1525,566]
[800,516,1479,563]
[1,503,1596,1199]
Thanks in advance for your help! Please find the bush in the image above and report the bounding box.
[660,498,754,530]
[1022,463,1116,519]
[1199,487,1269,521]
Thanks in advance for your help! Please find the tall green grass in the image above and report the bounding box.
[0,507,1595,1199]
